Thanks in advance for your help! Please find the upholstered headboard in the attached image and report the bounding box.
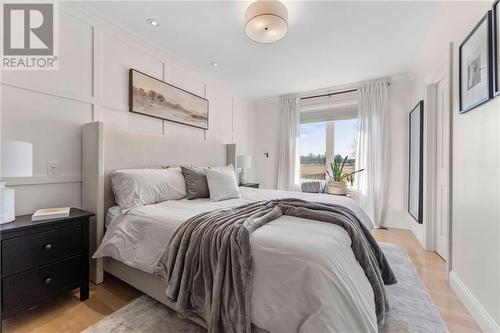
[82,121,235,283]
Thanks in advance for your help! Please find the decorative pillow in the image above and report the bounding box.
[209,164,238,183]
[206,167,241,202]
[110,168,187,213]
[181,166,210,199]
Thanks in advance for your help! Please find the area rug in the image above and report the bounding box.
[83,243,447,333]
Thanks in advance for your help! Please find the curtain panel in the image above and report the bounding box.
[355,81,390,227]
[276,95,301,191]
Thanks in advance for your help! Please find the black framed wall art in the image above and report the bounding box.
[129,69,209,130]
[408,101,424,224]
[459,11,493,113]
[494,0,500,95]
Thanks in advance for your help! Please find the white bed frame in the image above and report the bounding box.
[82,121,246,329]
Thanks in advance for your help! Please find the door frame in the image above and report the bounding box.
[423,43,453,273]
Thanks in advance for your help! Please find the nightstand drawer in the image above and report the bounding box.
[2,255,82,312]
[2,224,82,276]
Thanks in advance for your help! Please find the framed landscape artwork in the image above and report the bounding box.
[129,69,209,129]
[494,0,500,95]
[408,101,423,224]
[459,11,493,113]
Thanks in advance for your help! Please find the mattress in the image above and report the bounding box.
[94,187,378,333]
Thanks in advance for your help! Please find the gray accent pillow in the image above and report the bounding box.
[181,166,210,199]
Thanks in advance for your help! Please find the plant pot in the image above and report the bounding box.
[326,181,348,195]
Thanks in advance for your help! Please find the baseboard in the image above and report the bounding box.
[449,271,500,333]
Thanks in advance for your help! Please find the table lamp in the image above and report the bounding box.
[237,155,251,185]
[1,140,33,223]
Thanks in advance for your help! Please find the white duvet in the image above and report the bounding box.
[94,188,377,333]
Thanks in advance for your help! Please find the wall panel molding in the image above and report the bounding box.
[2,2,255,215]
[1,81,94,106]
[5,175,82,186]
[92,26,102,122]
[101,102,129,113]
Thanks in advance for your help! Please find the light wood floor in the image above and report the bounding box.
[3,229,481,333]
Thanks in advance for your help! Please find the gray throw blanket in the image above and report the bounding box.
[156,199,397,333]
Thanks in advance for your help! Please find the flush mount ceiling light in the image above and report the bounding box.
[245,0,288,44]
[146,18,159,27]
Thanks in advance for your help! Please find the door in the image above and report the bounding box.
[435,76,450,260]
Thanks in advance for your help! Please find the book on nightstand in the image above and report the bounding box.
[31,207,71,221]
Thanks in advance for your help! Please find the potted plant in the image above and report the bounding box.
[325,155,364,195]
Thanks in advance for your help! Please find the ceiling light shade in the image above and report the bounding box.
[245,0,288,44]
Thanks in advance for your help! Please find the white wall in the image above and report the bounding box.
[1,3,254,216]
[252,78,414,229]
[411,1,500,331]
[384,79,413,229]
[252,98,281,190]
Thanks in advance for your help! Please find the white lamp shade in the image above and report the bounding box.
[245,0,288,43]
[1,140,33,177]
[237,155,252,169]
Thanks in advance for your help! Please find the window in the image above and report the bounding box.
[299,122,326,180]
[299,90,359,183]
[299,119,358,181]
[333,118,358,181]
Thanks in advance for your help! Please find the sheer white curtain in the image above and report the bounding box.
[355,81,390,227]
[276,95,301,191]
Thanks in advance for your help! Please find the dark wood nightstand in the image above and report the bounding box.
[239,183,260,188]
[0,208,94,319]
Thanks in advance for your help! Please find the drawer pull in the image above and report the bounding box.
[43,243,53,251]
[43,277,52,285]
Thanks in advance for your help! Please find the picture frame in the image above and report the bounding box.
[129,69,209,130]
[494,0,500,95]
[459,11,493,113]
[408,101,424,224]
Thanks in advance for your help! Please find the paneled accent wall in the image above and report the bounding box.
[1,3,254,215]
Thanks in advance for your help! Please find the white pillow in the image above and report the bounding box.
[206,168,241,202]
[110,168,187,213]
[209,164,238,183]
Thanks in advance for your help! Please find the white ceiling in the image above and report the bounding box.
[83,1,440,99]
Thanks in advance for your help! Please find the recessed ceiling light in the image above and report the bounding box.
[146,18,159,27]
[211,61,219,67]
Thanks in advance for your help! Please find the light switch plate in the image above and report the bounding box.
[47,161,60,176]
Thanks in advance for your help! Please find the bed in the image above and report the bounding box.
[82,121,384,333]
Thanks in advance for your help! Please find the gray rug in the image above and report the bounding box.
[83,243,447,333]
